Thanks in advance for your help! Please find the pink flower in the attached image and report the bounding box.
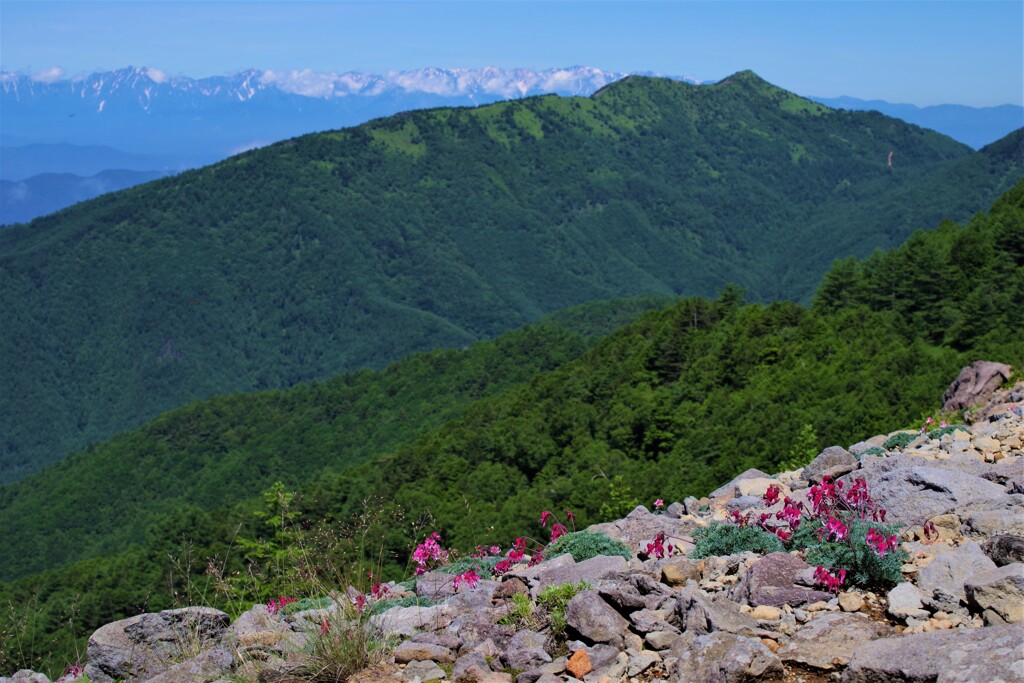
[541,511,554,527]
[319,618,331,635]
[940,420,948,428]
[353,594,367,613]
[453,569,479,591]
[823,516,849,542]
[412,532,449,574]
[550,522,568,541]
[926,417,934,425]
[866,527,900,557]
[370,582,389,600]
[490,545,502,555]
[813,566,846,593]
[654,499,664,510]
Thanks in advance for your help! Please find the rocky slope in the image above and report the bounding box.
[5,363,1022,683]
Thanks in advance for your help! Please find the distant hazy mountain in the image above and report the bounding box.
[0,142,176,180]
[1,169,174,225]
[810,96,1024,150]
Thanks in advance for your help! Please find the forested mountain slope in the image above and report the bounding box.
[0,297,669,579]
[2,181,1021,675]
[1,71,1020,483]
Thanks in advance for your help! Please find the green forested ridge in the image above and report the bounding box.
[0,296,669,581]
[2,72,1020,483]
[3,181,1022,675]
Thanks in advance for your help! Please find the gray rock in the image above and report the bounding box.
[730,552,833,607]
[598,583,648,611]
[402,659,447,683]
[965,562,1024,624]
[530,554,629,598]
[585,505,688,552]
[865,466,1007,525]
[0,672,51,683]
[393,639,455,664]
[515,657,566,683]
[646,630,683,651]
[665,502,685,519]
[627,650,661,677]
[803,446,858,484]
[683,496,702,515]
[670,632,783,682]
[451,652,492,681]
[629,607,677,634]
[86,608,229,683]
[564,590,631,647]
[145,646,235,683]
[842,623,1024,683]
[942,360,1012,412]
[416,571,459,601]
[724,496,763,512]
[371,603,454,637]
[500,630,550,671]
[886,582,930,621]
[960,494,1024,537]
[708,469,772,500]
[983,534,1024,566]
[776,612,892,670]
[675,589,767,638]
[917,541,997,612]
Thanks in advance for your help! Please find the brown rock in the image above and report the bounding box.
[566,649,592,678]
[661,559,705,586]
[838,592,865,612]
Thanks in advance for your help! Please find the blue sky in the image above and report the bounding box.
[2,1,1021,107]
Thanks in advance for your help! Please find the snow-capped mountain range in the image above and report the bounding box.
[0,65,697,112]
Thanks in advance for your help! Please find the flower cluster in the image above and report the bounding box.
[266,595,297,614]
[644,531,675,559]
[918,416,948,434]
[541,509,577,542]
[452,569,480,591]
[471,544,503,559]
[813,566,846,592]
[493,537,528,575]
[412,532,450,575]
[865,527,900,557]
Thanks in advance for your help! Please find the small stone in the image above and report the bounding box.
[805,601,830,612]
[760,638,781,653]
[975,436,1001,453]
[566,650,592,678]
[839,592,865,612]
[750,605,782,621]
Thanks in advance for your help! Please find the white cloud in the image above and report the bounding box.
[259,69,337,98]
[31,67,64,83]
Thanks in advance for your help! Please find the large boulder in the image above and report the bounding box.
[942,361,1012,412]
[730,552,833,608]
[85,607,229,683]
[802,446,858,484]
[983,534,1024,566]
[529,554,630,598]
[585,505,689,551]
[916,541,997,612]
[669,632,783,682]
[776,612,893,670]
[708,469,773,500]
[864,466,1007,525]
[842,623,1024,682]
[564,590,631,647]
[965,563,1024,624]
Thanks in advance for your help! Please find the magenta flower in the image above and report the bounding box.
[763,484,781,506]
[550,522,568,541]
[813,566,846,592]
[823,516,849,542]
[866,527,900,557]
[540,511,554,527]
[453,569,480,591]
